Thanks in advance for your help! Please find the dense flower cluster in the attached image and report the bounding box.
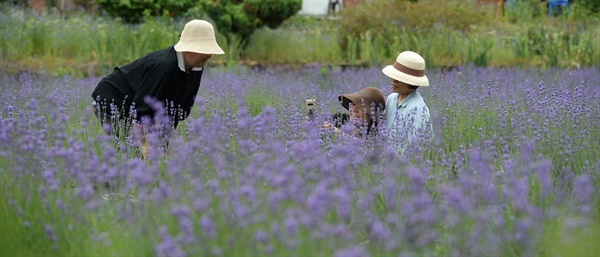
[0,67,598,256]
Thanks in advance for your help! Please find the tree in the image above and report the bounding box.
[578,0,600,15]
[97,0,198,23]
[199,0,302,46]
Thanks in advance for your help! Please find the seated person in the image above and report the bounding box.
[328,87,386,137]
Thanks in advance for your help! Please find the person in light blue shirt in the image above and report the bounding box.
[381,51,433,155]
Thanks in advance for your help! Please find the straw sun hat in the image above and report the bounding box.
[174,20,224,55]
[338,87,386,112]
[382,51,429,87]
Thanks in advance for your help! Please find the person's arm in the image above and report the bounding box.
[383,94,396,132]
[331,113,349,128]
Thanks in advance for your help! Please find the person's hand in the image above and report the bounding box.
[323,121,342,134]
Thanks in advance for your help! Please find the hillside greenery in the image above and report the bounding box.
[0,0,598,77]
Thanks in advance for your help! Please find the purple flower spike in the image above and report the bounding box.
[154,226,186,257]
[333,246,370,257]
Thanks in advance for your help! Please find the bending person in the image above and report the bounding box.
[91,20,224,158]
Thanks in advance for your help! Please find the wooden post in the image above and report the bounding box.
[475,0,505,18]
[31,0,45,12]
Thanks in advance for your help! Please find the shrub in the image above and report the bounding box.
[200,0,301,42]
[337,0,486,61]
[579,0,600,15]
[339,0,485,38]
[96,0,198,23]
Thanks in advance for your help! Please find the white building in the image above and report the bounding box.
[298,0,344,16]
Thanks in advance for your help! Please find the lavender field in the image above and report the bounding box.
[1,66,599,257]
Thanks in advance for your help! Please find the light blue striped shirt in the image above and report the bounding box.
[385,90,432,155]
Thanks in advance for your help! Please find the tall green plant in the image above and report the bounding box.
[574,31,599,67]
[244,26,342,65]
[504,0,547,23]
[223,33,243,67]
[511,32,531,60]
[471,37,494,67]
[360,32,388,67]
[346,36,358,65]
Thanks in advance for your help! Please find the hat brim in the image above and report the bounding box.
[382,65,429,87]
[338,93,368,111]
[174,40,225,55]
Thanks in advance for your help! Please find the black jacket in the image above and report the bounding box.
[91,46,203,128]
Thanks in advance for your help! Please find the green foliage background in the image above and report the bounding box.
[199,0,302,42]
[579,0,600,14]
[96,0,197,23]
[0,0,599,76]
[95,0,302,47]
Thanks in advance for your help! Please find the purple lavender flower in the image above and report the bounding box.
[199,215,215,239]
[333,246,370,257]
[284,214,298,236]
[154,226,186,257]
[171,205,195,245]
[254,229,269,244]
[370,219,391,241]
[44,224,58,242]
[441,185,472,215]
[572,174,593,218]
[211,246,222,256]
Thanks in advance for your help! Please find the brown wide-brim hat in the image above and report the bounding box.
[174,20,225,55]
[338,87,385,112]
[382,51,429,86]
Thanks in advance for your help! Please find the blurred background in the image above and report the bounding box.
[1,0,598,77]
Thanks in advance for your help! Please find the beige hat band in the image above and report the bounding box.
[393,62,425,77]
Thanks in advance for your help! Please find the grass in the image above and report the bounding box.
[0,173,154,257]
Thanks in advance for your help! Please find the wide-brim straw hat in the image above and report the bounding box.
[174,20,225,55]
[382,51,429,86]
[338,87,385,112]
